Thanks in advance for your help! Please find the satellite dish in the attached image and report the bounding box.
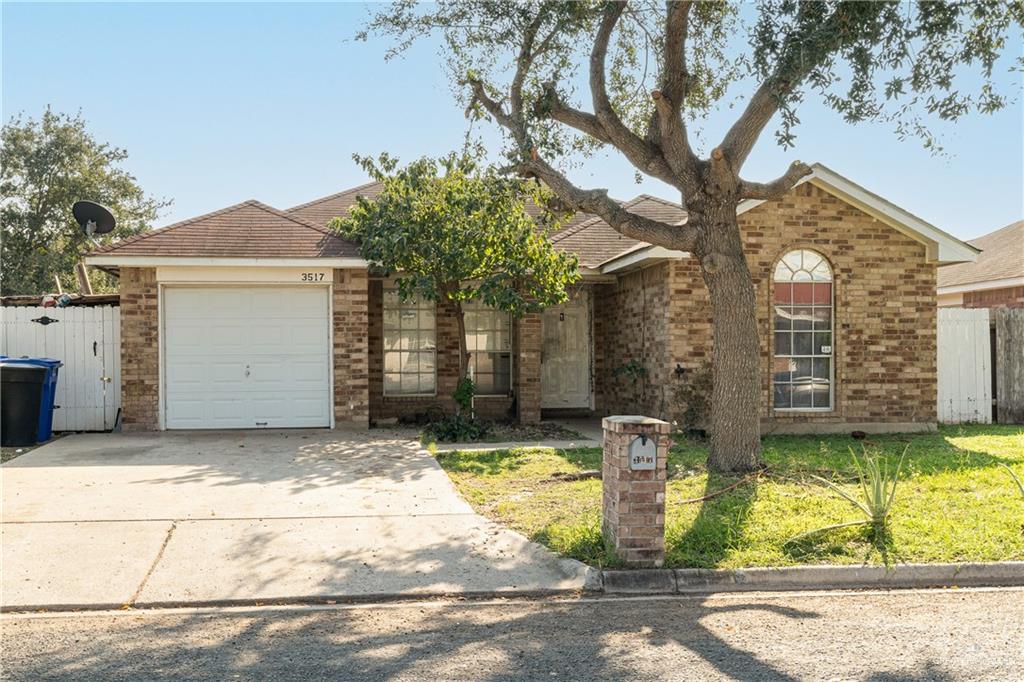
[73,201,116,237]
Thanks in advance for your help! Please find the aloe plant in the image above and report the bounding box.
[787,445,909,545]
[1002,464,1024,498]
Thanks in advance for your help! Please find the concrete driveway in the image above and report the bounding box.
[2,431,590,609]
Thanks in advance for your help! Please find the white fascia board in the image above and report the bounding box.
[600,246,689,274]
[938,276,1024,295]
[738,165,978,265]
[84,256,368,268]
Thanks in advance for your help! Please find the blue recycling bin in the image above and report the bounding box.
[0,356,62,442]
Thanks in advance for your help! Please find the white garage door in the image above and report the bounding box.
[163,287,331,429]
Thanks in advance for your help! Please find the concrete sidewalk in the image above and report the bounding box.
[2,431,591,610]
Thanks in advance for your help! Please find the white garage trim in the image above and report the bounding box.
[158,283,335,430]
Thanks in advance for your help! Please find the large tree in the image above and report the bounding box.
[362,1,1023,471]
[334,152,579,410]
[1,109,169,295]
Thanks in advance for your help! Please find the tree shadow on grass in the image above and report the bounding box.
[782,521,903,567]
[667,472,761,569]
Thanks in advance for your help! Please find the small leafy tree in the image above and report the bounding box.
[1,109,169,295]
[334,152,580,412]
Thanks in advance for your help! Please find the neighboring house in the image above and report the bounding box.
[85,163,977,434]
[937,220,1024,308]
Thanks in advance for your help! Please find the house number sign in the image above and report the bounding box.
[628,435,657,471]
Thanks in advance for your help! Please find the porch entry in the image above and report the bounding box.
[541,288,592,409]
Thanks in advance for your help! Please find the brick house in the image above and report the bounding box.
[938,220,1024,309]
[85,164,977,434]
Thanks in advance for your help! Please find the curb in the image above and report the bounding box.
[4,563,1021,613]
[599,561,1024,594]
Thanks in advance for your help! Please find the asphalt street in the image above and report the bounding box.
[3,588,1021,681]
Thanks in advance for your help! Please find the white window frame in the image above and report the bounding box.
[382,287,437,397]
[772,249,835,412]
[463,300,514,398]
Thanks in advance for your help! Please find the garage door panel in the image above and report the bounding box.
[164,286,331,429]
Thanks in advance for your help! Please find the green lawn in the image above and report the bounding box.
[436,425,1024,569]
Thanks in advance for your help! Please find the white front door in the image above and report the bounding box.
[163,287,331,429]
[541,290,591,409]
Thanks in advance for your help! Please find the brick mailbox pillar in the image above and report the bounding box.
[602,415,671,568]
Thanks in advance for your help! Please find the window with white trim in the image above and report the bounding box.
[383,288,437,396]
[464,299,512,396]
[772,249,833,410]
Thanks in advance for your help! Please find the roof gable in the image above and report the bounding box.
[741,163,979,265]
[90,200,360,259]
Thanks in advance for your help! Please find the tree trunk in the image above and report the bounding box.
[453,301,470,415]
[694,202,764,473]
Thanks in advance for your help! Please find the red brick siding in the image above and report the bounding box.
[119,267,160,431]
[333,268,370,426]
[963,286,1024,309]
[593,263,673,418]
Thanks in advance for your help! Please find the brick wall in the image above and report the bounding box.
[120,267,159,431]
[593,263,674,418]
[333,268,370,427]
[515,313,542,423]
[592,183,938,428]
[963,286,1024,309]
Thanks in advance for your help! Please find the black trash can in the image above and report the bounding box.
[1,364,47,446]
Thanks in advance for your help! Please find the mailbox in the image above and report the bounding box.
[628,434,657,471]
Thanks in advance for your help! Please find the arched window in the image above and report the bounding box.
[773,249,833,410]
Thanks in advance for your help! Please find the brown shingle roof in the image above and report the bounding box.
[550,195,688,268]
[91,200,360,258]
[938,220,1024,288]
[286,181,670,268]
[285,181,384,227]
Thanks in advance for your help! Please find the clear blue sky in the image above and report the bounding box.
[4,2,1022,240]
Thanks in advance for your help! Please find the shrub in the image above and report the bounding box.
[453,376,475,414]
[613,359,647,406]
[671,362,712,433]
[421,414,491,443]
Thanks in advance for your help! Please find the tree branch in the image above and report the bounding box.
[510,158,699,252]
[717,80,784,172]
[661,1,692,106]
[586,1,681,188]
[719,3,855,171]
[539,82,612,143]
[646,2,699,192]
[738,161,813,200]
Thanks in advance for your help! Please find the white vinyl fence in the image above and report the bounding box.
[937,307,991,424]
[1,305,121,431]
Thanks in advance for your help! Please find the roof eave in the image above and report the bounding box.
[84,255,368,268]
[937,276,1024,295]
[599,245,689,274]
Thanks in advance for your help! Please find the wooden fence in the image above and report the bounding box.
[994,308,1024,424]
[937,308,992,424]
[1,305,121,431]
